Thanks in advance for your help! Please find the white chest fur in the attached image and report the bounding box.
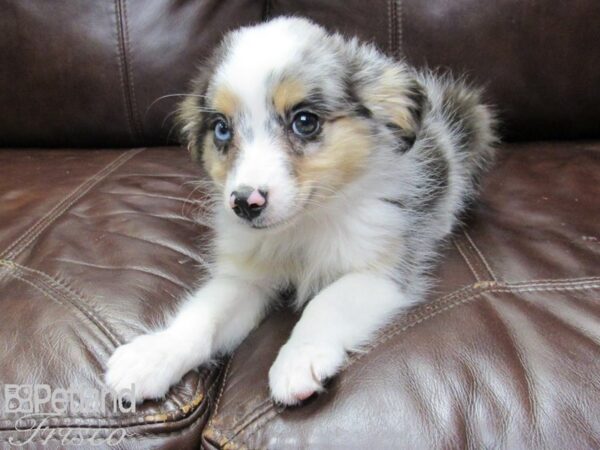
[216,195,406,305]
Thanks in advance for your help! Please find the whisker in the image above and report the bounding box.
[161,109,181,130]
[144,93,215,124]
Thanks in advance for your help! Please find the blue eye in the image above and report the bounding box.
[214,119,232,143]
[292,111,320,138]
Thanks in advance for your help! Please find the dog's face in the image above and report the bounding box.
[179,18,422,229]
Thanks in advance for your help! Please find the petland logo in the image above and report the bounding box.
[2,384,136,447]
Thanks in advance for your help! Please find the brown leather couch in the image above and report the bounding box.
[1,1,599,448]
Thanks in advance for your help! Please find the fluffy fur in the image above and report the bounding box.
[105,17,496,405]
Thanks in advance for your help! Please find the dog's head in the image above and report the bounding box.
[179,17,422,229]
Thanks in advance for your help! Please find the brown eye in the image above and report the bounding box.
[291,111,320,138]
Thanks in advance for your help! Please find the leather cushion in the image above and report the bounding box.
[1,1,599,147]
[0,143,598,448]
[0,147,218,448]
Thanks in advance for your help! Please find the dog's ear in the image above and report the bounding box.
[351,55,424,151]
[177,66,212,162]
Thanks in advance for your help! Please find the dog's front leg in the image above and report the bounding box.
[269,272,409,405]
[105,275,272,403]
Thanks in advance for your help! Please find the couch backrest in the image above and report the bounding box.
[1,0,598,148]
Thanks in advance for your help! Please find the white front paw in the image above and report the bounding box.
[105,332,204,404]
[268,341,346,405]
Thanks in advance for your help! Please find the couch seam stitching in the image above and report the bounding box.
[509,276,600,285]
[2,261,122,347]
[493,282,600,291]
[107,370,215,435]
[464,230,498,281]
[354,284,600,351]
[397,0,403,59]
[0,149,143,260]
[453,237,482,282]
[203,356,242,449]
[0,271,132,425]
[387,0,393,57]
[114,0,137,143]
[219,281,600,445]
[456,231,496,282]
[121,0,143,141]
[509,278,600,288]
[228,401,274,441]
[458,230,495,282]
[221,403,272,447]
[3,270,92,330]
[124,394,210,441]
[0,151,127,258]
[209,352,235,421]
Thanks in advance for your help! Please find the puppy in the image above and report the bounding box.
[106,17,496,405]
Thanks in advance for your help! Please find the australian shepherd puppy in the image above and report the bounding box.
[106,17,496,405]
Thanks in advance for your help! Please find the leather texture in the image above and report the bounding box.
[0,0,264,148]
[0,148,219,448]
[1,0,599,147]
[1,143,598,449]
[1,1,599,449]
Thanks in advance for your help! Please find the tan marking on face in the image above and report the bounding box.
[201,135,228,184]
[273,78,307,115]
[363,67,417,133]
[201,131,244,186]
[295,117,373,191]
[212,86,240,118]
[178,95,203,161]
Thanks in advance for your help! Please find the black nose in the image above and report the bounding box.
[230,187,268,221]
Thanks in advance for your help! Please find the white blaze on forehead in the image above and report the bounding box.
[215,18,325,122]
[232,134,284,186]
